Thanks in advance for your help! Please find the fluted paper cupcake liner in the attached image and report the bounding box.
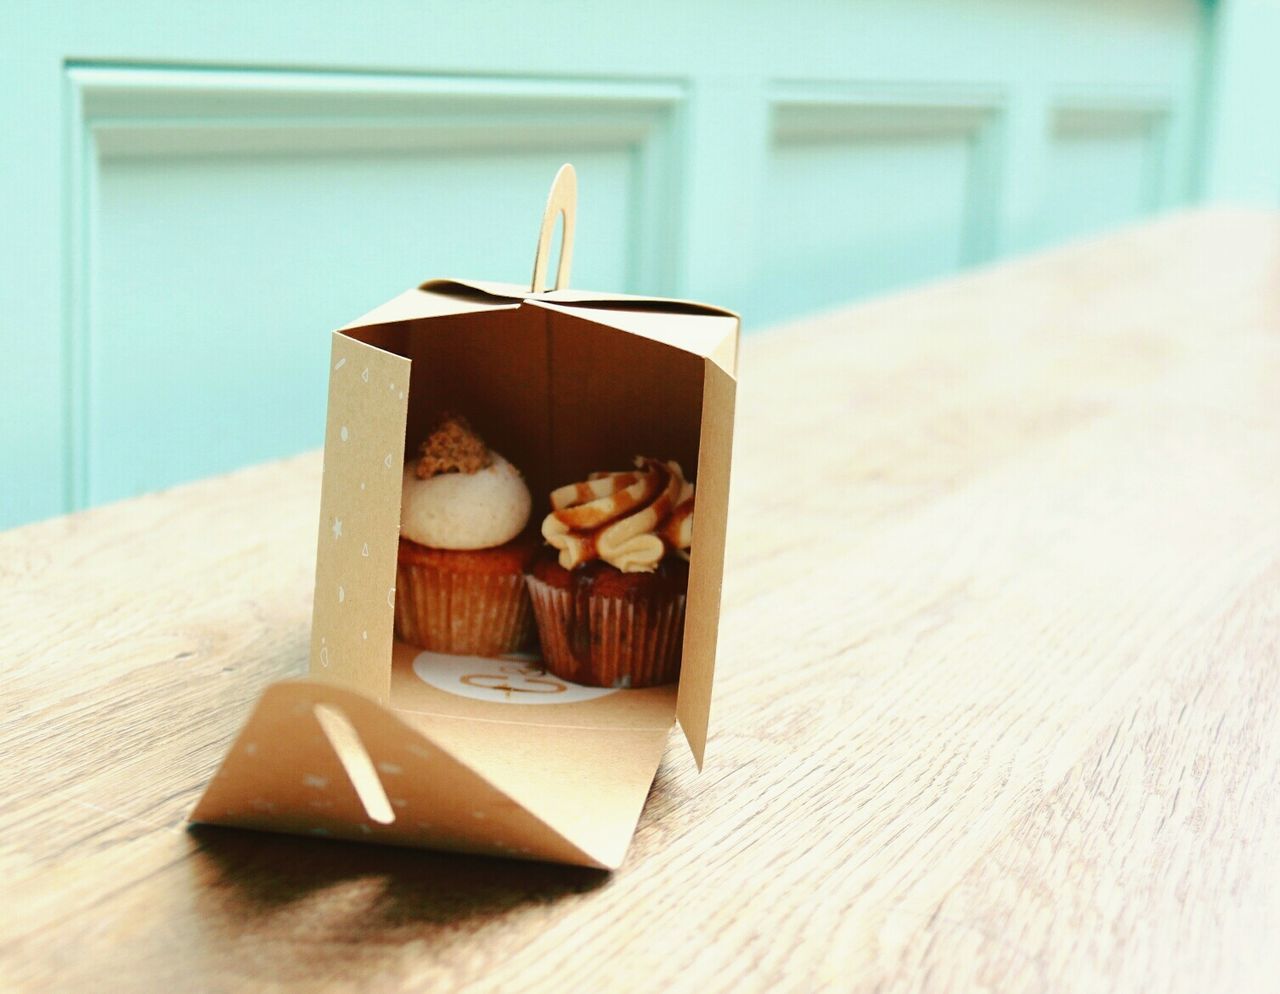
[525,576,686,688]
[395,562,533,657]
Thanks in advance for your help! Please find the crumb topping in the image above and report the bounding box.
[415,413,493,477]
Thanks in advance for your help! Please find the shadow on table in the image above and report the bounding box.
[186,823,609,932]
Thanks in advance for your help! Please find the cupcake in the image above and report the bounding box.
[395,414,538,656]
[526,457,694,688]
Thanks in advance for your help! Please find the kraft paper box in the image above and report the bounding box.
[190,166,739,870]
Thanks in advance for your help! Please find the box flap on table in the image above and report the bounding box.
[531,300,740,372]
[190,680,608,867]
[309,333,411,705]
[678,358,737,768]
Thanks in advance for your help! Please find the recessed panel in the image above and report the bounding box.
[1039,108,1162,246]
[89,139,639,504]
[760,118,979,326]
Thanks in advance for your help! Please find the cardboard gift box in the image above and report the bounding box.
[191,166,739,870]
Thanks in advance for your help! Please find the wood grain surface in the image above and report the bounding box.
[4,210,1280,993]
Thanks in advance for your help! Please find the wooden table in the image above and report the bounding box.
[5,210,1280,993]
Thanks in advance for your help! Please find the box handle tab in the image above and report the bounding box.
[530,163,577,294]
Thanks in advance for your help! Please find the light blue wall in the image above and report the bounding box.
[1200,0,1280,201]
[1,0,1275,528]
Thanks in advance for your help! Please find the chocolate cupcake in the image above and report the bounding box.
[396,415,537,656]
[526,457,694,687]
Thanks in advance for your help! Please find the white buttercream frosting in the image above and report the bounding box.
[401,453,531,550]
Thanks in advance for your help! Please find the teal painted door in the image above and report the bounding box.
[2,0,1270,529]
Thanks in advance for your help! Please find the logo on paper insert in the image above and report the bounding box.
[411,652,618,705]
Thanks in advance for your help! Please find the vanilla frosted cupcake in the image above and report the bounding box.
[395,415,537,656]
[527,457,694,688]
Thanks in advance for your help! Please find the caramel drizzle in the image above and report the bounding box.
[542,457,695,571]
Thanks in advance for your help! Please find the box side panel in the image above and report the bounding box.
[536,302,739,364]
[709,319,740,377]
[310,332,411,703]
[678,359,737,768]
[391,307,553,501]
[545,310,704,490]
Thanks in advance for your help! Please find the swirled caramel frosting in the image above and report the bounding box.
[542,457,695,572]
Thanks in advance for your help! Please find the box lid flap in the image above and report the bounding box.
[340,279,740,347]
[422,277,739,318]
[530,299,740,370]
[340,285,520,334]
[310,333,411,704]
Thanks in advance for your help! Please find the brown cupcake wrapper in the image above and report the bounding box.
[525,575,686,688]
[394,561,533,657]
